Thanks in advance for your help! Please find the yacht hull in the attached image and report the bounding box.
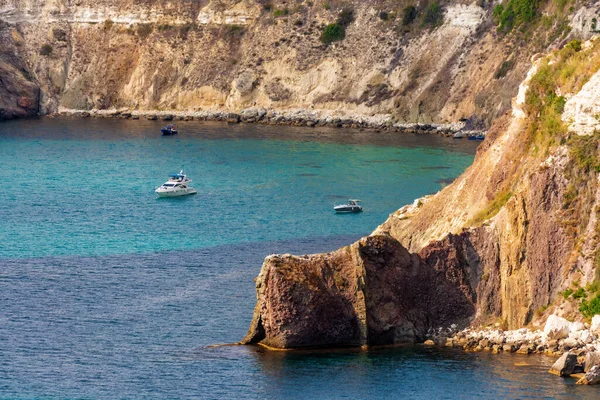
[155,188,197,197]
[334,206,362,213]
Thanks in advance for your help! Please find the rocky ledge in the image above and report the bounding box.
[56,107,484,137]
[425,314,600,385]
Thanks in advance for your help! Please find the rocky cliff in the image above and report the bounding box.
[243,36,600,348]
[1,0,597,122]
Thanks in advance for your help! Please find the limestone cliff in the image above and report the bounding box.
[243,37,600,348]
[1,0,596,122]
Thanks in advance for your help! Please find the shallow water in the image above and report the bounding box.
[0,118,595,399]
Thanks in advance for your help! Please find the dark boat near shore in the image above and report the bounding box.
[468,134,485,140]
[161,125,178,135]
[334,199,363,213]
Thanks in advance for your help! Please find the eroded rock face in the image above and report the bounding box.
[242,234,476,349]
[0,0,558,124]
[0,23,39,120]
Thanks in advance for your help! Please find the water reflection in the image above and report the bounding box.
[240,345,598,399]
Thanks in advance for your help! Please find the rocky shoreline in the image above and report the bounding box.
[55,107,485,137]
[425,315,600,385]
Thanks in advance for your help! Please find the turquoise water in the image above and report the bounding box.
[1,118,594,399]
[0,118,476,259]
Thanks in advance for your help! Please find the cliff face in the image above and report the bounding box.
[242,234,476,348]
[0,20,39,118]
[1,0,594,122]
[243,37,600,348]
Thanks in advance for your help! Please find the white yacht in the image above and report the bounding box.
[155,171,197,197]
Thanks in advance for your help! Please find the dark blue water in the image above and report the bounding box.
[0,118,594,399]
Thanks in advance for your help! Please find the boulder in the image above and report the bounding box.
[571,321,585,332]
[592,315,600,334]
[544,315,571,340]
[580,330,594,344]
[584,351,600,372]
[517,344,532,354]
[503,344,516,353]
[576,365,600,385]
[563,338,579,350]
[549,352,578,376]
[423,339,435,346]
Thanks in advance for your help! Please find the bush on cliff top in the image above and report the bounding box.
[136,23,153,39]
[320,23,345,44]
[402,6,418,26]
[493,0,540,33]
[39,44,53,56]
[422,1,444,28]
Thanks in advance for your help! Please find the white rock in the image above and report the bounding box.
[544,315,572,340]
[592,315,600,333]
[580,330,594,344]
[572,321,586,332]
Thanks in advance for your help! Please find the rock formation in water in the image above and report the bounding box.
[243,36,600,348]
[1,0,598,123]
[242,234,476,348]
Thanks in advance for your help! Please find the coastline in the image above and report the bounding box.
[424,315,600,384]
[54,107,486,137]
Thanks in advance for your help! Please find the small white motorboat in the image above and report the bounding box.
[155,170,197,197]
[334,199,362,213]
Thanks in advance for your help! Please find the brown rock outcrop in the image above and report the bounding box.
[242,234,476,348]
[0,23,39,120]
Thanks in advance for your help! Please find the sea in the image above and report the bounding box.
[0,118,595,399]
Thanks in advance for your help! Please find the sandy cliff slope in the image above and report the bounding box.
[1,0,594,122]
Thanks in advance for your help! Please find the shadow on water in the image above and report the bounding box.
[220,345,597,400]
[0,116,481,155]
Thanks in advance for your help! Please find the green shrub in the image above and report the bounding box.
[379,11,389,21]
[273,8,289,17]
[137,23,153,39]
[470,190,514,226]
[39,44,53,56]
[104,19,114,30]
[320,23,345,44]
[494,60,515,79]
[422,1,444,28]
[579,294,600,318]
[323,1,331,11]
[337,8,355,27]
[493,0,540,33]
[553,0,569,12]
[402,5,418,26]
[573,287,587,299]
[569,134,600,173]
[565,39,582,52]
[223,25,245,39]
[562,288,574,298]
